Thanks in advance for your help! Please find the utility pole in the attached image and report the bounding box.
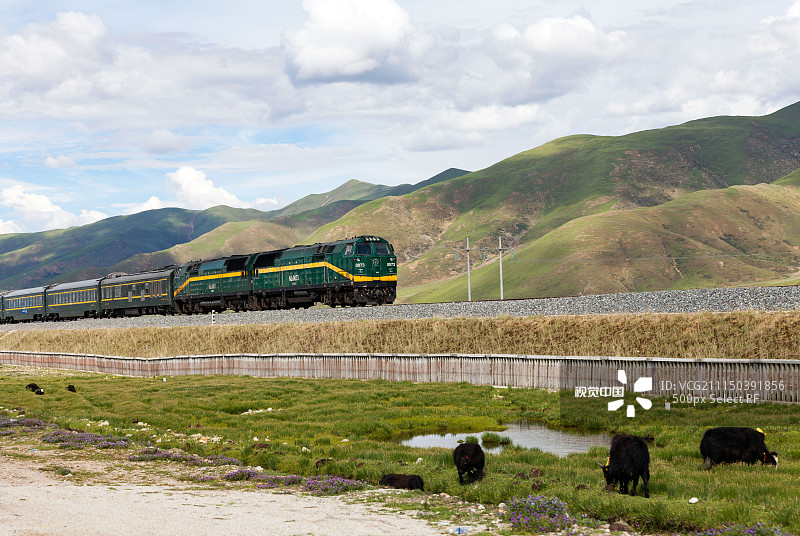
[466,237,471,302]
[499,236,503,301]
[454,237,514,301]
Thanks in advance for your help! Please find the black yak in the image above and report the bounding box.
[379,473,424,491]
[453,442,485,484]
[700,427,777,469]
[595,433,650,498]
[25,382,40,392]
[66,385,77,393]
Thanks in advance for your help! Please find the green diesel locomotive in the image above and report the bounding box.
[173,236,397,313]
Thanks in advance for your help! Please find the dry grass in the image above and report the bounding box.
[1,311,800,359]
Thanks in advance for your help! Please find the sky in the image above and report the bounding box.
[0,0,799,234]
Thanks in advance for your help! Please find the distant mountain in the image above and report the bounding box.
[0,206,269,290]
[271,168,469,217]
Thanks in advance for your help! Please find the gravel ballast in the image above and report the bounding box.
[1,286,799,332]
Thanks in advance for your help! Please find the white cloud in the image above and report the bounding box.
[143,129,191,154]
[127,195,166,215]
[0,185,107,232]
[0,218,21,234]
[282,0,417,81]
[252,197,280,210]
[0,11,294,129]
[166,166,245,209]
[402,104,539,151]
[45,155,77,168]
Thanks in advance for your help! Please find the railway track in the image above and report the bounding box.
[1,285,799,332]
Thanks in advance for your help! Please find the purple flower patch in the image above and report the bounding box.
[689,524,797,536]
[302,475,367,496]
[128,447,242,467]
[41,429,130,450]
[507,495,573,533]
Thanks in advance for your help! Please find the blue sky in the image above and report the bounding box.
[1,0,799,233]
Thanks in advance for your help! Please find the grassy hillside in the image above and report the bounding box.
[402,182,800,302]
[309,103,800,299]
[95,219,301,275]
[270,169,470,218]
[270,179,393,218]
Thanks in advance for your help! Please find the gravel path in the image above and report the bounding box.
[0,457,445,536]
[1,286,799,332]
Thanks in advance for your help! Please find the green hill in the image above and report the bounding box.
[0,206,270,290]
[405,181,800,302]
[308,102,800,300]
[270,168,469,217]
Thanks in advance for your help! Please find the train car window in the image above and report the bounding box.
[374,242,391,255]
[355,243,372,255]
[325,245,336,253]
[344,244,353,256]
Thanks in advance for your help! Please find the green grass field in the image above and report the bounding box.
[3,368,799,534]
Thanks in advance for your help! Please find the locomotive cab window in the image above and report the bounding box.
[374,242,391,255]
[344,244,353,256]
[355,243,372,255]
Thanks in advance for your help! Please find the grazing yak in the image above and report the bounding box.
[595,433,650,498]
[453,442,485,485]
[700,427,777,469]
[25,383,40,392]
[66,385,77,393]
[379,473,424,491]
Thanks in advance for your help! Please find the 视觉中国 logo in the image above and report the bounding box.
[574,369,653,418]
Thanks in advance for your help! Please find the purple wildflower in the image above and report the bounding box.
[128,448,242,467]
[507,495,573,533]
[302,475,367,496]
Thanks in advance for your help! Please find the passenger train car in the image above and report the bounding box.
[0,236,396,322]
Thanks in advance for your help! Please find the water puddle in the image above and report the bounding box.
[400,422,610,456]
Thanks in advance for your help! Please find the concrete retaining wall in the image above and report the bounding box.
[2,351,798,402]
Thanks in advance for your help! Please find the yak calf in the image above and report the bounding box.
[453,442,485,485]
[379,473,424,491]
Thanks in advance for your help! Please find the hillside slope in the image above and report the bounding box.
[309,102,800,297]
[405,181,800,302]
